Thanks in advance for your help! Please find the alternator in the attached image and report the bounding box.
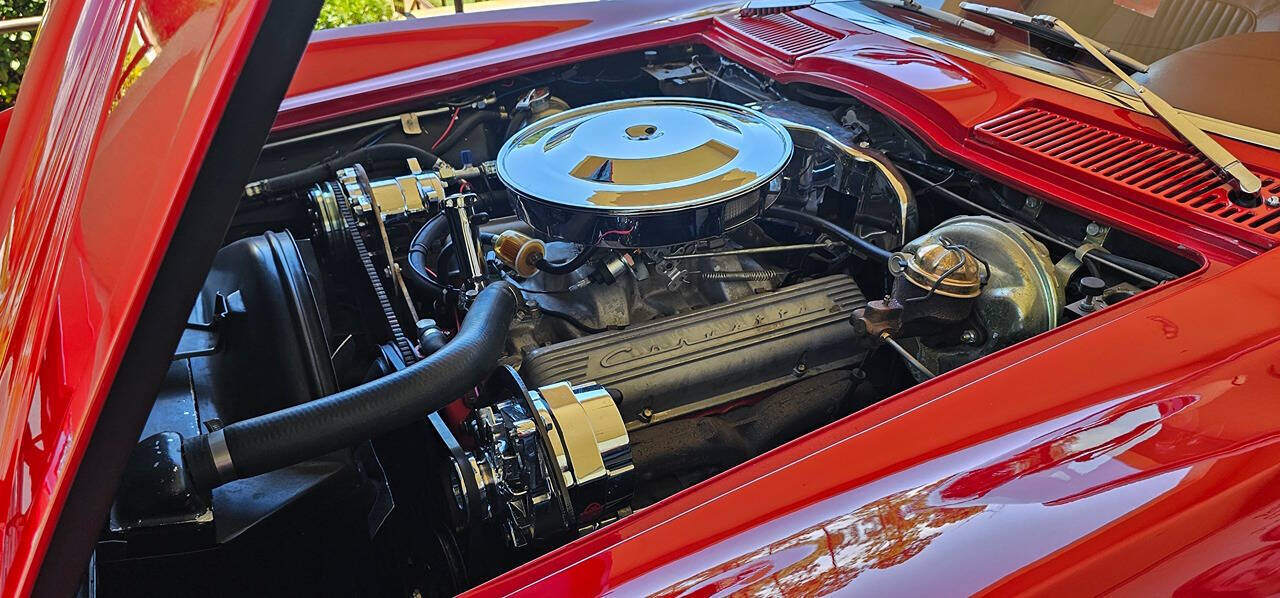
[454,366,633,547]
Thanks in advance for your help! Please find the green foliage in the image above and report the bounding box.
[0,0,398,109]
[316,0,394,30]
[0,0,45,109]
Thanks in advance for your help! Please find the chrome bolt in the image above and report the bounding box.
[1085,222,1102,237]
[1024,197,1042,209]
[961,330,979,344]
[639,408,654,422]
[1266,196,1280,208]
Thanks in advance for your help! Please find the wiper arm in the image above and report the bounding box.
[1036,16,1262,195]
[743,1,1263,196]
[959,3,1148,73]
[741,0,994,37]
[861,0,994,37]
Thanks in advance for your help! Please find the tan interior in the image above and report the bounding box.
[934,0,1280,132]
[1026,0,1280,63]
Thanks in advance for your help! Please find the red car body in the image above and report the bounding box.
[3,1,1280,595]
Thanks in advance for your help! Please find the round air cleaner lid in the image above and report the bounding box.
[497,98,793,248]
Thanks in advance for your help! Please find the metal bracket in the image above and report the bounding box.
[399,112,422,135]
[1052,242,1101,295]
[1083,222,1110,246]
[1020,196,1044,219]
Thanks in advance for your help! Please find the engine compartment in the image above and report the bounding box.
[93,45,1198,596]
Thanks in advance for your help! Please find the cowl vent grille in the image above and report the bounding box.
[975,107,1280,246]
[717,13,838,62]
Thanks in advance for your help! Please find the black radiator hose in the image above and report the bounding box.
[182,282,518,491]
[406,213,453,299]
[244,143,443,197]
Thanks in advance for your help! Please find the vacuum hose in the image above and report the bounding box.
[766,207,893,263]
[182,282,518,490]
[244,143,443,197]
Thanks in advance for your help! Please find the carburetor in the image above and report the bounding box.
[452,366,633,547]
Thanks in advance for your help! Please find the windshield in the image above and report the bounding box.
[822,0,1280,134]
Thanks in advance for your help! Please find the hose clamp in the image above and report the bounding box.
[207,428,237,483]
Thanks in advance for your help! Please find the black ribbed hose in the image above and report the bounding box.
[766,206,893,263]
[406,214,453,299]
[246,143,443,197]
[182,282,518,490]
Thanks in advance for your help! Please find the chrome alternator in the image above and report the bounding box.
[307,163,448,247]
[453,366,633,547]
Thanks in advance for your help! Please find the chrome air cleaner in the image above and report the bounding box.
[497,98,793,248]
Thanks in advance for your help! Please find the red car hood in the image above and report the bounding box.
[0,0,307,595]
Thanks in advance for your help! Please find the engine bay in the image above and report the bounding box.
[94,45,1198,596]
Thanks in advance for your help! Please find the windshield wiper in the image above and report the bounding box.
[1014,12,1262,195]
[860,0,994,37]
[741,0,994,37]
[744,1,1264,197]
[959,3,1148,73]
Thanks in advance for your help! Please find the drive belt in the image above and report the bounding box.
[329,179,419,365]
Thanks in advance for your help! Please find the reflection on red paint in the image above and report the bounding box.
[1147,315,1179,339]
[288,20,592,96]
[0,0,270,594]
[652,481,985,597]
[1176,543,1280,597]
[936,395,1196,504]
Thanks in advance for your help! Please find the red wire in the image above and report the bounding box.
[431,108,461,151]
[597,225,635,241]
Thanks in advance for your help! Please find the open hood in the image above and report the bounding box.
[0,1,320,595]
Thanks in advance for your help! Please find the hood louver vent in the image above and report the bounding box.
[717,13,838,62]
[975,107,1279,247]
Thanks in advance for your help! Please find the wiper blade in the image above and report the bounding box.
[743,1,1263,196]
[1001,11,1263,195]
[861,0,994,37]
[740,0,994,37]
[959,3,1148,73]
